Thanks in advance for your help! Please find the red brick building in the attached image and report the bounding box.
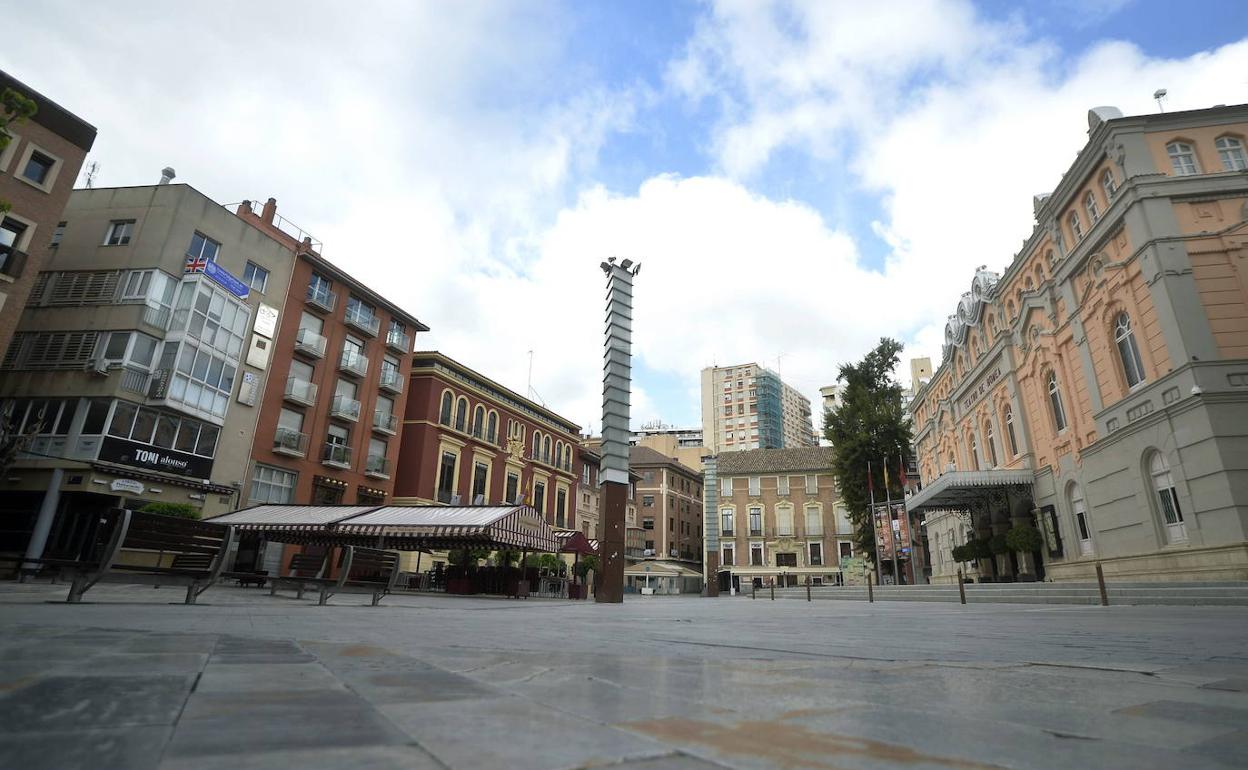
[394,352,581,528]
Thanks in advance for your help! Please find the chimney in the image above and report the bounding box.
[261,197,277,225]
[158,167,176,185]
[236,200,254,217]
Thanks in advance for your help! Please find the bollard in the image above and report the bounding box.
[957,568,966,605]
[770,582,775,601]
[806,576,811,602]
[1095,562,1109,606]
[867,573,874,603]
[752,582,756,600]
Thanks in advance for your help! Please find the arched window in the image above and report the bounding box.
[1047,371,1068,433]
[1068,211,1083,242]
[1149,452,1187,544]
[454,398,468,432]
[554,441,563,469]
[1114,312,1145,388]
[486,412,498,444]
[472,405,485,438]
[968,433,980,471]
[1217,136,1247,171]
[1084,191,1099,223]
[565,445,573,470]
[984,420,998,467]
[1044,250,1055,271]
[1069,483,1093,556]
[543,436,552,464]
[439,392,454,426]
[1166,141,1199,176]
[1101,169,1118,199]
[532,431,542,459]
[1003,407,1019,457]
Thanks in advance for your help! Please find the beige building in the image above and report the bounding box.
[701,362,815,454]
[630,425,705,473]
[711,447,848,592]
[631,445,703,564]
[908,103,1248,583]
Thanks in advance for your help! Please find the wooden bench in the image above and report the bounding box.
[269,552,329,599]
[316,546,401,606]
[3,508,233,604]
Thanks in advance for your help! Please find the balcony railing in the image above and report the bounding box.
[284,377,318,407]
[344,305,380,336]
[0,246,28,280]
[330,394,361,422]
[373,410,398,435]
[293,327,327,358]
[339,349,368,378]
[140,304,171,332]
[306,283,336,313]
[273,427,308,457]
[721,528,734,537]
[364,454,391,479]
[322,442,352,469]
[385,328,411,352]
[379,368,403,394]
[118,365,151,396]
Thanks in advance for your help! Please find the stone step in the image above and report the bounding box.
[753,581,1248,605]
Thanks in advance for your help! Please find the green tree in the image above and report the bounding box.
[824,338,913,561]
[573,554,600,579]
[0,88,38,215]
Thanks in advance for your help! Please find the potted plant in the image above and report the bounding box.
[1006,524,1045,582]
[969,538,995,581]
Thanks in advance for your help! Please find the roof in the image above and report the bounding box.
[904,470,1035,513]
[629,445,699,476]
[0,70,96,151]
[206,504,560,552]
[717,447,836,475]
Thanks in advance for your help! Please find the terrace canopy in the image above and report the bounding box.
[903,470,1035,514]
[551,528,598,556]
[208,504,561,553]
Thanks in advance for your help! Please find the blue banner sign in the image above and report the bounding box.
[204,259,250,299]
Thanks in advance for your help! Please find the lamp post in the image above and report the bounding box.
[597,257,640,603]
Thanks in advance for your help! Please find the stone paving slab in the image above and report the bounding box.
[1,581,1247,769]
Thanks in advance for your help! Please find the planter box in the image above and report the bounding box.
[447,578,476,595]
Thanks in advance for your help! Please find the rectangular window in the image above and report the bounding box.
[778,476,789,495]
[556,488,567,527]
[104,220,134,246]
[839,542,853,558]
[472,461,489,502]
[805,506,822,536]
[722,545,734,566]
[533,482,546,512]
[750,543,764,566]
[643,517,654,530]
[50,221,66,248]
[437,451,457,501]
[22,150,55,185]
[250,464,297,504]
[776,553,797,567]
[506,473,520,504]
[186,231,220,265]
[748,476,760,496]
[805,475,818,494]
[749,507,762,535]
[720,510,733,536]
[721,477,732,496]
[809,542,823,566]
[642,495,654,507]
[243,261,269,293]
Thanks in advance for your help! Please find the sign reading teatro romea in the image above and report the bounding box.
[961,366,1003,412]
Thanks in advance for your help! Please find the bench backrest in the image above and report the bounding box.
[121,511,230,573]
[287,552,327,577]
[344,546,400,586]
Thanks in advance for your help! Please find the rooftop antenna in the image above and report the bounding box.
[526,350,534,400]
[1153,88,1168,113]
[82,161,99,188]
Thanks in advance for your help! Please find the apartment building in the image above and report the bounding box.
[700,362,815,454]
[909,103,1248,583]
[630,445,702,564]
[712,447,845,592]
[394,352,581,527]
[0,183,298,559]
[0,70,96,355]
[233,198,427,520]
[576,444,601,540]
[629,425,705,472]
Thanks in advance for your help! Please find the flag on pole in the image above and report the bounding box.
[867,462,874,496]
[883,459,890,491]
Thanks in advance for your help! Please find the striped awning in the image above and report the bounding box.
[904,470,1034,513]
[207,504,559,552]
[551,528,598,556]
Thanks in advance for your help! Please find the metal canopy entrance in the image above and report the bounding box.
[904,470,1035,514]
[208,504,561,553]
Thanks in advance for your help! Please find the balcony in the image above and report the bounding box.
[321,442,352,469]
[306,283,336,313]
[273,427,308,457]
[378,368,403,394]
[140,304,171,332]
[364,454,391,479]
[373,410,398,435]
[330,394,361,422]
[339,349,369,378]
[721,528,734,537]
[293,327,327,358]
[118,365,151,396]
[284,377,318,407]
[385,327,411,352]
[344,305,380,336]
[0,245,28,280]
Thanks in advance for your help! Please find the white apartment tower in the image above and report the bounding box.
[700,363,815,454]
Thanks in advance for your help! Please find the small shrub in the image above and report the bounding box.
[138,502,200,520]
[1006,524,1044,554]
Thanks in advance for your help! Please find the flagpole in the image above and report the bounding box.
[868,461,881,586]
[900,451,918,585]
[884,460,900,585]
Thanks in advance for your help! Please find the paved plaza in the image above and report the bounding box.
[0,583,1246,769]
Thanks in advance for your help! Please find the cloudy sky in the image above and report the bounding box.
[5,0,1248,432]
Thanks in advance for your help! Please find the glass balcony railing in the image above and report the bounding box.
[273,427,308,457]
[284,377,318,406]
[365,454,391,478]
[306,283,336,313]
[322,442,352,468]
[293,327,327,358]
[344,305,380,336]
[339,349,369,378]
[330,394,361,422]
[385,327,410,352]
[379,368,403,393]
[373,410,398,435]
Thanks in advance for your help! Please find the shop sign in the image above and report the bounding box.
[253,303,279,338]
[99,436,214,480]
[204,260,250,299]
[109,478,146,495]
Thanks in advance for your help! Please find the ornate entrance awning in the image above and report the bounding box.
[904,470,1034,513]
[206,504,560,552]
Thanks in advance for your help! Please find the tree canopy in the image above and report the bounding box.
[823,337,913,561]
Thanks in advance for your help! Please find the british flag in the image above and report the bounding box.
[185,254,209,273]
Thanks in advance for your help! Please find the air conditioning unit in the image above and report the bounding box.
[87,358,110,376]
[643,548,655,556]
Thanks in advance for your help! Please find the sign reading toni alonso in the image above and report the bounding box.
[98,436,214,480]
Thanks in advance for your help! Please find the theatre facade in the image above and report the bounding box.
[909,103,1248,583]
